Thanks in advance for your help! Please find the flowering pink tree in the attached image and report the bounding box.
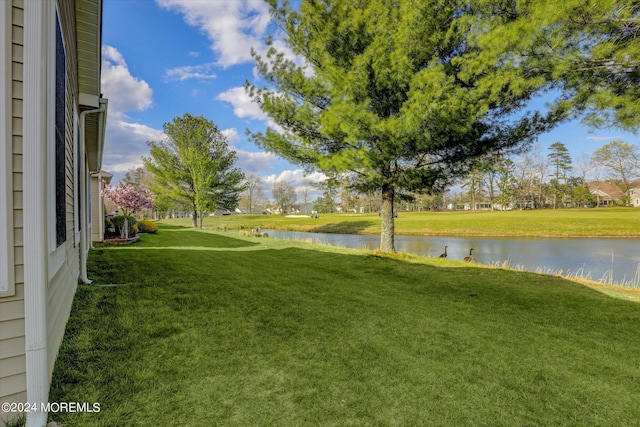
[101,182,154,239]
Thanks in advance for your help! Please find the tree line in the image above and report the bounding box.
[235,139,638,214]
[122,133,637,221]
[456,140,639,210]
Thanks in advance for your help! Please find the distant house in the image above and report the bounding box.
[0,1,108,425]
[451,201,492,211]
[629,188,640,208]
[588,181,626,206]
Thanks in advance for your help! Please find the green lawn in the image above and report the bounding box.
[194,208,640,237]
[49,225,640,426]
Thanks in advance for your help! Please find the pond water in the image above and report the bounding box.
[264,230,640,287]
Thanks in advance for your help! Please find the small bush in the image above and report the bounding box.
[138,220,158,234]
[111,215,137,237]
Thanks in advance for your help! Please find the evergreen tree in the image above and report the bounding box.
[339,176,359,213]
[247,0,560,252]
[571,182,596,208]
[476,0,640,130]
[312,175,339,213]
[548,142,572,209]
[496,158,517,210]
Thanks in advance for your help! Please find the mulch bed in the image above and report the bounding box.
[102,235,140,244]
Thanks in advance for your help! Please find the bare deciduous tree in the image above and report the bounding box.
[272,181,297,214]
[592,140,640,198]
[241,174,266,214]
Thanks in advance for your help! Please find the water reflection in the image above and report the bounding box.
[264,230,640,286]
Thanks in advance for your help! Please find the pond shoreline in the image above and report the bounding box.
[261,229,640,288]
[203,209,640,239]
[251,226,640,239]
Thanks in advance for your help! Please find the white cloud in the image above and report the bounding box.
[301,171,327,183]
[104,160,145,174]
[113,121,166,142]
[264,170,326,186]
[101,46,163,181]
[216,86,285,134]
[221,128,242,144]
[101,46,153,119]
[235,149,280,175]
[102,120,166,181]
[156,0,306,74]
[102,45,126,66]
[586,135,621,141]
[216,86,268,121]
[261,169,327,202]
[156,0,271,68]
[220,127,282,174]
[165,62,217,81]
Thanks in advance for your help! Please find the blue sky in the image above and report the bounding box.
[101,0,638,189]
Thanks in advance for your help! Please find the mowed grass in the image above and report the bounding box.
[197,208,640,237]
[49,225,640,426]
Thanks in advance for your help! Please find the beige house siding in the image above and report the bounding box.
[629,188,640,207]
[3,1,105,422]
[91,171,112,242]
[77,0,101,97]
[1,0,95,421]
[91,175,102,241]
[46,258,79,372]
[45,0,82,375]
[0,0,27,417]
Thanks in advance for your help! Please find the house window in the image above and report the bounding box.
[0,1,15,296]
[46,6,67,276]
[54,13,66,247]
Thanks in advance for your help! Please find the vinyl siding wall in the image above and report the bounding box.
[46,0,81,375]
[91,176,102,241]
[1,1,86,420]
[0,0,26,417]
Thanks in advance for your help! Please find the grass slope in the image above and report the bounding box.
[49,225,640,426]
[196,208,640,237]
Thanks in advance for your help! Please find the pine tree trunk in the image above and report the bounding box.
[380,184,395,253]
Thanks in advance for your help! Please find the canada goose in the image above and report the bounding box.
[464,248,474,262]
[439,246,448,258]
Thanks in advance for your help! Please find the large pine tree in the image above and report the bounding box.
[247,0,562,252]
[473,0,640,130]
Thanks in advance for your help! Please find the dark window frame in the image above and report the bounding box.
[54,13,66,247]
